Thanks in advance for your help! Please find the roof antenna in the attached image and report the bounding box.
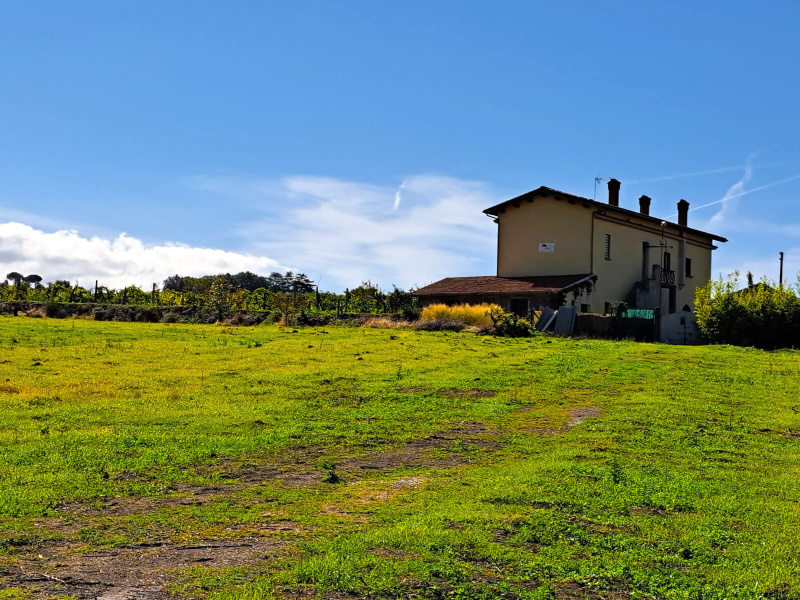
[594,176,609,201]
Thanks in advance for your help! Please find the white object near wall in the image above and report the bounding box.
[539,242,555,253]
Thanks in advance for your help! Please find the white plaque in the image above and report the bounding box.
[539,242,555,253]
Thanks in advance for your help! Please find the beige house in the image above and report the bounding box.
[414,179,727,317]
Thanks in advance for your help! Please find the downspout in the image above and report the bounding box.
[495,217,500,276]
[590,210,595,274]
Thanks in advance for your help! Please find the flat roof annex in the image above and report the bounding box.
[413,274,596,297]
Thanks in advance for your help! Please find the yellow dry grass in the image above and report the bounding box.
[361,317,411,329]
[419,303,500,327]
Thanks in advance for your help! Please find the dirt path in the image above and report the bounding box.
[1,405,601,598]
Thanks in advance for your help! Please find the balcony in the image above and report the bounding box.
[661,269,675,287]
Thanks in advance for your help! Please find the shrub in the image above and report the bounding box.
[487,306,534,337]
[695,271,800,348]
[420,303,500,327]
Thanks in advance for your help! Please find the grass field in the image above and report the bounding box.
[0,317,799,600]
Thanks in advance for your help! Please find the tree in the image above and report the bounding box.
[274,291,308,325]
[206,275,234,321]
[23,274,42,288]
[290,273,315,293]
[6,272,22,286]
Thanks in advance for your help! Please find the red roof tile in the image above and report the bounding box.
[413,274,595,296]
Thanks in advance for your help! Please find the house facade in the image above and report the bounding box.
[414,179,727,317]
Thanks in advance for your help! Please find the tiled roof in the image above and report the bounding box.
[482,186,727,243]
[413,274,595,296]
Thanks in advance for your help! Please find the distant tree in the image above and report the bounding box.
[163,274,184,292]
[266,271,290,292]
[6,272,23,286]
[52,280,71,287]
[274,291,308,326]
[227,271,270,291]
[23,274,42,288]
[206,276,234,321]
[290,273,315,293]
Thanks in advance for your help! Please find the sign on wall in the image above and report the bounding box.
[539,242,555,253]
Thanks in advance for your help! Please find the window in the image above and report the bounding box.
[604,302,613,315]
[664,251,671,271]
[685,257,693,277]
[581,303,591,313]
[604,234,611,260]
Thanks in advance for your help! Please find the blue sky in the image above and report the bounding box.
[1,1,799,290]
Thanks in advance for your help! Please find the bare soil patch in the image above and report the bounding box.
[437,388,498,398]
[516,405,604,435]
[7,536,283,600]
[556,579,630,599]
[3,419,505,598]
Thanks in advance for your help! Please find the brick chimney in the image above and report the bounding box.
[639,195,651,216]
[677,199,689,226]
[607,178,620,207]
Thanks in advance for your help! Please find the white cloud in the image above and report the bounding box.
[0,222,287,289]
[229,174,499,290]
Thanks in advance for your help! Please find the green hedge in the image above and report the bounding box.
[695,272,800,349]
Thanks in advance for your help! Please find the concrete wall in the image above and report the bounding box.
[659,310,701,345]
[590,215,713,314]
[496,197,593,277]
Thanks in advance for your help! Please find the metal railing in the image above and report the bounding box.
[661,269,675,286]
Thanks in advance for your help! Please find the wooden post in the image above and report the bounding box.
[94,280,98,301]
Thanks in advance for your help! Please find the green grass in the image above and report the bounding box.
[1,316,799,599]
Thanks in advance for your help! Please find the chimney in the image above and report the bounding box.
[638,195,651,216]
[677,199,689,226]
[607,178,620,206]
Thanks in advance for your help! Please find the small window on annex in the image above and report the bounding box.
[604,234,611,260]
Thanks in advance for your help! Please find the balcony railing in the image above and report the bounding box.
[661,269,675,286]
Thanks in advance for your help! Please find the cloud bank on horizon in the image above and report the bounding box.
[0,174,499,291]
[0,222,288,290]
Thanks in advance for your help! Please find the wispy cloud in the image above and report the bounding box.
[216,174,499,290]
[689,172,800,217]
[626,165,745,185]
[393,180,406,211]
[0,222,287,289]
[708,158,755,226]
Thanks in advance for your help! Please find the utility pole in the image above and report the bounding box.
[779,252,784,286]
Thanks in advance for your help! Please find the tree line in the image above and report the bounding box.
[1,270,418,321]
